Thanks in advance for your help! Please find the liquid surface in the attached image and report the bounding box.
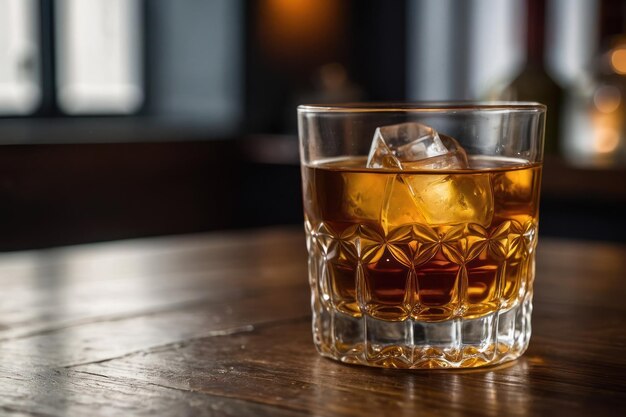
[303,156,541,321]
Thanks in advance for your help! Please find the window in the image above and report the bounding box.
[0,0,41,115]
[55,0,143,114]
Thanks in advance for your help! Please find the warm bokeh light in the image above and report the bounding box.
[591,84,623,155]
[257,0,343,69]
[593,124,620,153]
[610,47,626,75]
[593,85,621,113]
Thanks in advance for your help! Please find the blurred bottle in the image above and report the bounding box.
[561,0,626,168]
[486,0,564,155]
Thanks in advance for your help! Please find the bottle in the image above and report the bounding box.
[487,0,564,155]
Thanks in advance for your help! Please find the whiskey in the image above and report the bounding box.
[303,156,541,323]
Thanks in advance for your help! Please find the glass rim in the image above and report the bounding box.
[297,101,546,113]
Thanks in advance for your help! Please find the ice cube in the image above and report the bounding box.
[366,122,493,227]
[366,122,468,170]
[405,173,494,227]
[341,171,426,232]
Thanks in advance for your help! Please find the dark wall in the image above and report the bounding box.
[244,0,407,135]
[0,140,301,251]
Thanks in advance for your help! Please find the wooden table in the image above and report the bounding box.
[1,227,625,416]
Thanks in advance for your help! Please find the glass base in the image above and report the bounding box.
[313,293,532,369]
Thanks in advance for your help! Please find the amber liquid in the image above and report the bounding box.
[303,156,541,322]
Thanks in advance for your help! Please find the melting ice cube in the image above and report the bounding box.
[366,122,493,227]
[367,122,469,170]
[341,170,427,232]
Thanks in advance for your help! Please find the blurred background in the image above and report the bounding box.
[0,0,624,251]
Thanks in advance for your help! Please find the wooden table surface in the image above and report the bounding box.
[1,227,625,416]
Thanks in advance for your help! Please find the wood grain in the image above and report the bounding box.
[1,227,625,416]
